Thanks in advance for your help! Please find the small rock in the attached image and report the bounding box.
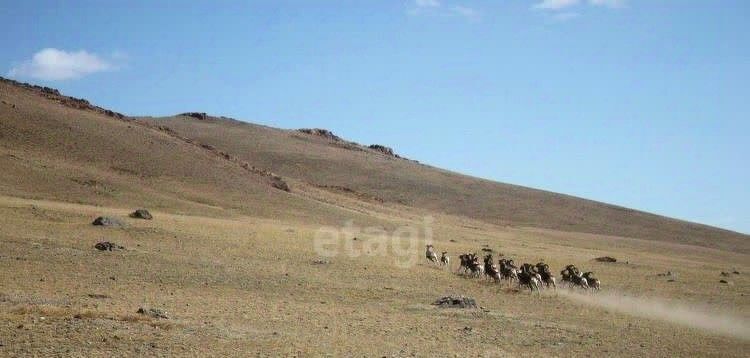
[129,209,153,220]
[721,272,730,277]
[87,293,111,299]
[312,259,330,265]
[595,256,617,263]
[137,307,168,319]
[94,242,124,251]
[719,279,729,284]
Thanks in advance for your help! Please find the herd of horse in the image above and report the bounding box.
[426,245,601,292]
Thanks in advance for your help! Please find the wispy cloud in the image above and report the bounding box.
[532,0,626,21]
[553,12,580,21]
[415,0,441,7]
[7,48,121,81]
[451,5,481,20]
[533,0,580,11]
[408,0,480,21]
[588,0,626,8]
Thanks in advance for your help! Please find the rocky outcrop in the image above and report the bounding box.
[0,77,126,119]
[368,144,401,158]
[180,112,208,120]
[297,128,342,141]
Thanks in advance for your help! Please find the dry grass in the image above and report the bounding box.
[0,196,747,356]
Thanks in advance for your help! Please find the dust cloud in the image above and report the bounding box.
[556,290,750,341]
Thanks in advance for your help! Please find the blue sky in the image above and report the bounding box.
[3,1,749,233]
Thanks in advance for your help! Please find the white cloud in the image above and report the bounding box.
[588,0,626,8]
[408,1,480,21]
[415,0,440,7]
[7,48,118,81]
[533,0,580,10]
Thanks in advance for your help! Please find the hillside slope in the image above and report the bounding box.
[141,114,748,253]
[0,78,376,225]
[0,76,745,253]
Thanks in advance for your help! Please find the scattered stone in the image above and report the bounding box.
[312,259,331,265]
[129,209,153,220]
[92,216,124,227]
[87,293,111,299]
[269,176,291,192]
[719,280,730,284]
[432,295,477,309]
[481,248,493,252]
[721,272,730,277]
[137,307,168,319]
[94,242,124,251]
[732,270,740,275]
[657,271,677,278]
[595,256,617,263]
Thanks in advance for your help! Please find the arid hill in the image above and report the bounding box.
[0,77,376,225]
[0,77,747,252]
[141,114,747,253]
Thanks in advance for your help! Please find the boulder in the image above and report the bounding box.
[92,216,124,227]
[432,295,477,309]
[129,209,153,220]
[94,241,124,251]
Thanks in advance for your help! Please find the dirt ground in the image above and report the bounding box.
[0,195,747,357]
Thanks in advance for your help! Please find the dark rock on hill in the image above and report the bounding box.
[368,144,397,157]
[92,216,124,227]
[298,128,342,141]
[130,209,153,220]
[94,241,124,251]
[181,112,208,120]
